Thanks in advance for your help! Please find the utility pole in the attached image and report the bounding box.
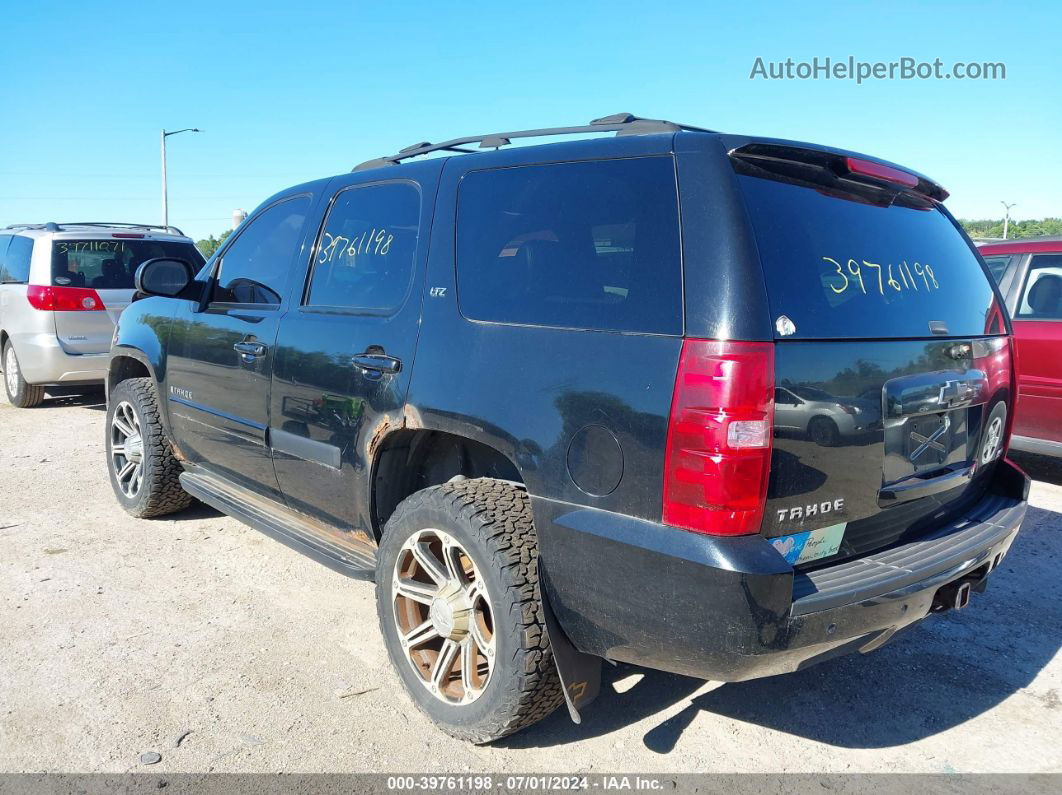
[1001,200,1017,240]
[161,128,201,228]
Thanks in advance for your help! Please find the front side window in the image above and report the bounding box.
[51,239,202,289]
[1017,254,1062,319]
[213,196,311,305]
[456,157,683,334]
[306,182,420,311]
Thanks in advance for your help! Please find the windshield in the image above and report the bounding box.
[736,174,1000,339]
[52,239,203,290]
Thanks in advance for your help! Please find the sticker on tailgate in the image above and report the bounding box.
[771,522,847,565]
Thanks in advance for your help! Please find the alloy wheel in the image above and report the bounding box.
[4,346,19,397]
[391,528,495,705]
[110,401,145,498]
[982,415,1004,464]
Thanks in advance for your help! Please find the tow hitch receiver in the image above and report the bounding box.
[932,580,974,612]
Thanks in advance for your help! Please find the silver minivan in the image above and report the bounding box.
[0,223,204,407]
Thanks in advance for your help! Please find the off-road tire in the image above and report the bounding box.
[106,377,193,518]
[2,340,45,408]
[376,478,564,743]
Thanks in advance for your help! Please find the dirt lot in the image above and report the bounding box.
[1,389,1060,774]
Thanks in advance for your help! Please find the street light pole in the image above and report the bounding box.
[160,130,167,227]
[1001,200,1017,240]
[160,128,201,228]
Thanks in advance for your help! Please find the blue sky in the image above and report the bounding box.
[1,0,1058,241]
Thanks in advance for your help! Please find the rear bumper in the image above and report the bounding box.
[8,331,108,385]
[535,459,1029,682]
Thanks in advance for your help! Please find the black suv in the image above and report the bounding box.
[106,113,1029,742]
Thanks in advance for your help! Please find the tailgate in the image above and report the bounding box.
[767,337,1010,567]
[730,144,1012,566]
[54,289,131,354]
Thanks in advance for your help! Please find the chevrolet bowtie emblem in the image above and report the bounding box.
[911,414,951,459]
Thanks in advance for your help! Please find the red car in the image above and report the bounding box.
[979,236,1062,456]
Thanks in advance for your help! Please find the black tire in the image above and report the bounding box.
[809,416,840,447]
[980,400,1008,465]
[106,377,193,518]
[376,478,564,743]
[2,340,45,408]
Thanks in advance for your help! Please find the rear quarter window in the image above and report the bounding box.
[981,255,1012,284]
[736,174,999,339]
[456,157,683,335]
[3,236,33,284]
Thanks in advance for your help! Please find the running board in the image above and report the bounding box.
[179,470,377,580]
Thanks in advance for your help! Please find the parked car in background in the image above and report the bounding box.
[106,114,1028,743]
[0,223,204,407]
[979,236,1062,457]
[774,385,881,445]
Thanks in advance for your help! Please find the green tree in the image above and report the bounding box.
[959,217,1062,240]
[195,229,233,258]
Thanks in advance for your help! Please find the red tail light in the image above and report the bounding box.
[26,285,106,311]
[663,340,775,536]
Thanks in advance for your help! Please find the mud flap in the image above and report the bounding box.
[540,592,601,723]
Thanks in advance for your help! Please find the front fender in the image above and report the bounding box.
[107,296,179,427]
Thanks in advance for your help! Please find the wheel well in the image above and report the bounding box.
[0,329,8,352]
[108,355,151,393]
[372,430,523,540]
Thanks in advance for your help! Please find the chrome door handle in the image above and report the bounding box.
[352,352,402,374]
[233,341,266,357]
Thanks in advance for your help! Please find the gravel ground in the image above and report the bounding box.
[1,390,1060,774]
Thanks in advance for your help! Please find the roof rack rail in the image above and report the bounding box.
[352,112,712,172]
[4,223,59,231]
[5,221,186,235]
[55,222,187,235]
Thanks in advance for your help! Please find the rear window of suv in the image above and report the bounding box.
[456,157,683,335]
[52,239,203,290]
[736,174,999,339]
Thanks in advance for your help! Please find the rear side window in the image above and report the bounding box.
[5,236,33,284]
[306,182,420,311]
[1017,254,1062,319]
[52,239,203,290]
[736,175,999,339]
[456,157,682,334]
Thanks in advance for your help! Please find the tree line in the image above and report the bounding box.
[959,217,1062,240]
[194,230,232,258]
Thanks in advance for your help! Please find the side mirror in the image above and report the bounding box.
[135,258,194,297]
